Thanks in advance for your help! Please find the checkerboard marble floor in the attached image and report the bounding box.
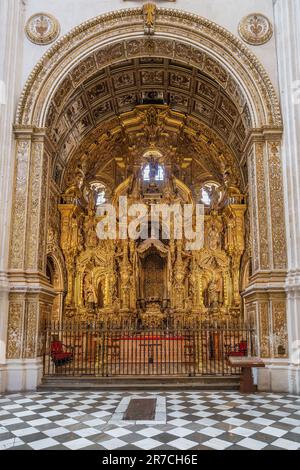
[0,390,300,450]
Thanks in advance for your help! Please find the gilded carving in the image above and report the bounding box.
[7,296,25,359]
[9,139,31,270]
[55,113,247,324]
[239,13,273,46]
[27,142,43,269]
[25,13,60,46]
[259,302,270,358]
[143,3,156,35]
[255,142,270,270]
[23,302,38,359]
[7,6,288,368]
[248,150,259,272]
[16,8,281,128]
[272,300,288,358]
[268,142,287,269]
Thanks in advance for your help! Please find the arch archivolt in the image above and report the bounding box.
[7,6,288,364]
[17,7,281,129]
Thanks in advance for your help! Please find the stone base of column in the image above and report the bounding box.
[0,364,7,393]
[288,366,300,395]
[256,360,300,393]
[5,358,43,392]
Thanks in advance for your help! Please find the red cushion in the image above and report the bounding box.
[51,352,73,360]
[51,341,64,353]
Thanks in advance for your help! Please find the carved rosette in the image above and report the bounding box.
[25,13,60,45]
[239,13,273,46]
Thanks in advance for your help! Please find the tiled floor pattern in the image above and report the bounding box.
[0,391,300,450]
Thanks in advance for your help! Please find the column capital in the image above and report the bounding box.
[13,125,47,140]
[243,127,283,153]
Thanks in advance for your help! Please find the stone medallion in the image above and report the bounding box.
[238,13,273,46]
[25,13,60,45]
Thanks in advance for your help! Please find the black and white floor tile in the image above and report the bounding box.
[0,391,300,450]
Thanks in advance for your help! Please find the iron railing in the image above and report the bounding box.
[43,320,256,378]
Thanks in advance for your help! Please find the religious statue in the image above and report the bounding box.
[85,215,98,248]
[87,187,96,215]
[84,274,97,308]
[208,225,221,251]
[207,185,220,210]
[208,277,220,309]
[149,156,159,181]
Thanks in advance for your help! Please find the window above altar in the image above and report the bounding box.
[90,182,106,206]
[143,163,164,182]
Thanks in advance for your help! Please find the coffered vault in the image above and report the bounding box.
[46,57,250,180]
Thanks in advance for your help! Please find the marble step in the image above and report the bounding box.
[39,376,240,391]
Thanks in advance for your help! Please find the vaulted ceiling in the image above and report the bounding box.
[46,57,251,192]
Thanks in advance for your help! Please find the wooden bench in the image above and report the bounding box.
[228,357,265,393]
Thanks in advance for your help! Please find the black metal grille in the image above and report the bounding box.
[43,320,256,378]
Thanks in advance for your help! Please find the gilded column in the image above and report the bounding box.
[244,130,288,379]
[7,127,54,369]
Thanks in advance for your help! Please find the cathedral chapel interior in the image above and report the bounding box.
[0,0,300,395]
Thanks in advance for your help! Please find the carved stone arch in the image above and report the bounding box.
[47,247,67,293]
[46,250,66,322]
[16,7,281,129]
[240,255,251,292]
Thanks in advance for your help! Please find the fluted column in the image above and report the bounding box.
[274,0,300,394]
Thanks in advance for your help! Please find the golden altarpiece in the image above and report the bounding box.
[3,6,290,391]
[49,106,247,327]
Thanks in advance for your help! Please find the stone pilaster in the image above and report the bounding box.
[0,0,26,392]
[243,128,289,391]
[6,126,55,391]
[274,0,300,394]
